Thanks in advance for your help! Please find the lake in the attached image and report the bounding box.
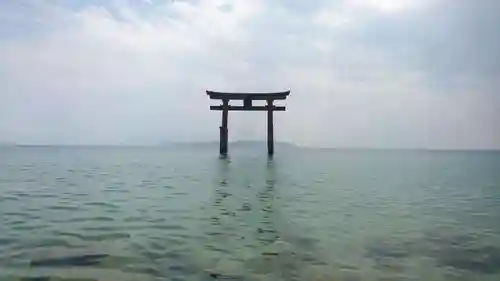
[1,146,500,280]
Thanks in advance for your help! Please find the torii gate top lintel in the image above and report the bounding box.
[206,90,290,100]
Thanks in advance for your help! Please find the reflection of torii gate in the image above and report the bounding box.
[207,90,290,156]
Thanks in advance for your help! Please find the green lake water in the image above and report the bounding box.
[1,146,500,280]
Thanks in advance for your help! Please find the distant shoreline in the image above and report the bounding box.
[1,143,499,152]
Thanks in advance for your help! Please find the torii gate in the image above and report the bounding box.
[206,90,290,156]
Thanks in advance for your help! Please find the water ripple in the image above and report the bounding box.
[0,195,20,201]
[47,204,81,211]
[51,216,115,223]
[56,232,131,242]
[84,201,120,208]
[149,224,187,231]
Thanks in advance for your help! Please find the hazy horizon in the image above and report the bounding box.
[1,1,499,150]
[3,141,500,152]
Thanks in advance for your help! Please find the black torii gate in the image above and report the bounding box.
[207,90,290,156]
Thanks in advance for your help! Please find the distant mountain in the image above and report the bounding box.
[230,140,298,149]
[161,141,219,148]
[162,140,298,149]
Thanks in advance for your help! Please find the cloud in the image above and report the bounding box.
[0,0,499,148]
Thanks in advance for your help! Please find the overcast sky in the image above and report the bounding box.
[1,0,499,148]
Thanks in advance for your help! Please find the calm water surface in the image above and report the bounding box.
[1,147,500,280]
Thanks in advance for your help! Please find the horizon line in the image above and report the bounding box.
[2,143,499,152]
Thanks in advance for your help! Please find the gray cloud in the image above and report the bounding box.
[0,0,499,148]
[347,0,500,86]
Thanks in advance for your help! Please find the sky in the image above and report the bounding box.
[1,0,499,149]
